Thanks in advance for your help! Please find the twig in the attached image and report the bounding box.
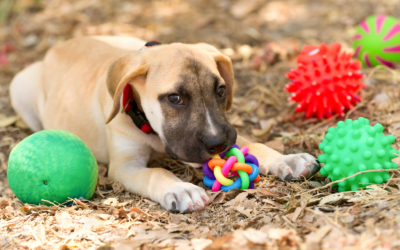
[240,85,262,102]
[25,225,42,244]
[345,100,367,120]
[295,169,399,197]
[387,178,400,182]
[130,207,155,218]
[305,207,351,236]
[41,199,59,206]
[281,215,297,228]
[71,198,89,208]
[364,65,400,84]
[305,114,338,133]
[383,173,396,190]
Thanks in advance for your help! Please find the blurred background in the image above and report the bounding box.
[1,1,400,248]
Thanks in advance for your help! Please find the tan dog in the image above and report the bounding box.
[10,36,319,212]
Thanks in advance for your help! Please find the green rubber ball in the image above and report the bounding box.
[318,117,398,192]
[7,130,98,205]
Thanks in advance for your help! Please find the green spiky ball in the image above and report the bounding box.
[7,130,98,205]
[318,117,398,192]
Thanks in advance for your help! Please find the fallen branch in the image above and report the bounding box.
[296,169,399,197]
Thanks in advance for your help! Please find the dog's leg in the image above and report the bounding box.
[236,136,320,181]
[108,132,209,213]
[10,62,44,132]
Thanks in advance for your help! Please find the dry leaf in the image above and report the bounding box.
[305,224,332,249]
[318,193,344,206]
[308,181,324,188]
[230,0,263,18]
[242,228,268,244]
[265,227,298,243]
[98,176,109,186]
[373,91,391,110]
[165,223,183,233]
[340,215,355,224]
[55,212,74,229]
[115,230,170,249]
[97,214,111,220]
[15,118,29,129]
[113,208,128,219]
[170,214,187,224]
[262,199,284,209]
[80,217,99,229]
[0,199,10,209]
[302,214,315,223]
[224,192,248,207]
[182,174,193,182]
[252,124,273,137]
[112,181,124,192]
[190,238,213,250]
[229,115,244,127]
[0,116,18,127]
[287,207,302,222]
[236,205,252,218]
[207,190,223,204]
[102,197,118,206]
[280,131,297,137]
[274,196,289,203]
[36,223,46,242]
[59,245,71,250]
[257,188,281,196]
[98,165,108,177]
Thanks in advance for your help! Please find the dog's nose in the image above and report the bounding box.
[204,138,228,155]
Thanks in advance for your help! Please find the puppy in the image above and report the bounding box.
[10,36,319,212]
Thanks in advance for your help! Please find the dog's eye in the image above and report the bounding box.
[168,94,184,105]
[217,86,226,97]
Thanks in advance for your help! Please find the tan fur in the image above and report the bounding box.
[10,36,318,212]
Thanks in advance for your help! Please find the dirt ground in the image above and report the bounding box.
[1,0,400,249]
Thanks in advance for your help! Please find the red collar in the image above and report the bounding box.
[121,41,161,135]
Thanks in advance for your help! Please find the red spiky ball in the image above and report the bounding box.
[285,43,365,119]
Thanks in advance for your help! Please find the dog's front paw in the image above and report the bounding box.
[271,153,320,181]
[160,182,209,213]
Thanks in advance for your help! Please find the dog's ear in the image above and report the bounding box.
[195,43,235,111]
[214,53,234,111]
[105,52,147,124]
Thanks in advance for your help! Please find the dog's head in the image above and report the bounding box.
[105,43,237,163]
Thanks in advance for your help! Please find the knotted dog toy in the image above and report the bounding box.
[202,144,260,192]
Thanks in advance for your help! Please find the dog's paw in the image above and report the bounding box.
[160,182,209,213]
[271,153,320,181]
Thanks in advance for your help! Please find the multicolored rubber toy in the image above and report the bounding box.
[203,144,260,192]
[318,117,398,192]
[353,15,400,68]
[285,43,365,119]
